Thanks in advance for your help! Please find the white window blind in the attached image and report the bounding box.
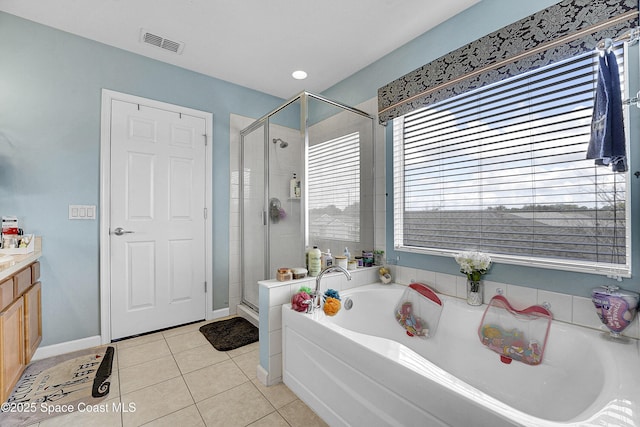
[308,132,360,242]
[393,47,630,276]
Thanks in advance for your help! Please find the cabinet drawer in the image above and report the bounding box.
[0,279,13,312]
[31,261,40,283]
[13,267,32,297]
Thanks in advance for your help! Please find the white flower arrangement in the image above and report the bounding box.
[454,251,492,283]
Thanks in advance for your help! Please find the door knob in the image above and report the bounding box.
[112,227,134,236]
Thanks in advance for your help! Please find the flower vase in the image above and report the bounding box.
[466,280,483,306]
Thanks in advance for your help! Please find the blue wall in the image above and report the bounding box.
[2,0,637,347]
[323,0,559,106]
[0,12,283,346]
[323,0,640,297]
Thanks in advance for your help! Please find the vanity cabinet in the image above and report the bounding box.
[0,297,25,403]
[0,261,42,403]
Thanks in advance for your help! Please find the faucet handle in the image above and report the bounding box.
[302,298,314,313]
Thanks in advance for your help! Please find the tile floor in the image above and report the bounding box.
[28,317,328,427]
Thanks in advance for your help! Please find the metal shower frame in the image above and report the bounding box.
[239,91,374,312]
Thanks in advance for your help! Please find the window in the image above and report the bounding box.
[308,132,360,242]
[393,47,630,276]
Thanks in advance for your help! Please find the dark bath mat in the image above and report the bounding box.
[199,317,259,351]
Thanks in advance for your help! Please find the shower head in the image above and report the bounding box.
[272,138,289,148]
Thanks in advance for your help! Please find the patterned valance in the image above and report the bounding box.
[378,0,639,124]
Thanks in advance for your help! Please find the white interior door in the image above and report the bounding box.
[109,99,206,340]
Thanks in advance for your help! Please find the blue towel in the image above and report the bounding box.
[586,50,627,172]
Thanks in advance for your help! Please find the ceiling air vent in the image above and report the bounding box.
[140,29,185,54]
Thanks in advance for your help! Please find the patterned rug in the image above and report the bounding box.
[0,346,114,427]
[199,317,259,351]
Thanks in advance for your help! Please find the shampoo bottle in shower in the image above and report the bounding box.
[290,173,298,199]
[309,246,321,277]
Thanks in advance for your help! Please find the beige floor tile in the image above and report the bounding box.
[252,379,297,409]
[37,397,123,427]
[108,366,121,398]
[247,411,290,427]
[196,382,275,427]
[117,339,171,369]
[165,330,210,354]
[226,340,259,358]
[115,331,165,350]
[183,359,249,402]
[231,348,259,380]
[162,321,207,339]
[278,399,328,427]
[120,376,194,427]
[118,354,181,395]
[173,343,229,374]
[142,404,205,427]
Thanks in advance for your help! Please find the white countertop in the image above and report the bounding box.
[0,237,42,282]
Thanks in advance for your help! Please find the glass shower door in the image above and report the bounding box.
[241,124,266,311]
[267,100,305,276]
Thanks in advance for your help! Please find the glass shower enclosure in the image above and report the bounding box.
[240,92,374,312]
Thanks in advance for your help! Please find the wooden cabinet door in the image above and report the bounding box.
[24,282,42,364]
[0,297,25,403]
[0,278,13,312]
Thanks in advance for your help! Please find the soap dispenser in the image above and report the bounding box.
[324,249,333,269]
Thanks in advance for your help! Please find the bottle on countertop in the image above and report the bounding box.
[322,249,333,269]
[344,247,351,261]
[308,246,321,277]
[305,246,310,271]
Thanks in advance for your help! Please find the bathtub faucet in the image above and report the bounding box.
[313,266,352,309]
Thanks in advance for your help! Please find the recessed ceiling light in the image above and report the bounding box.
[292,70,308,80]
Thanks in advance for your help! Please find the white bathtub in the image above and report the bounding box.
[282,283,640,427]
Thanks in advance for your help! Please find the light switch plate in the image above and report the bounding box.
[69,205,96,220]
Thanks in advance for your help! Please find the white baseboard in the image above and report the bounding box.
[237,304,259,327]
[257,363,269,386]
[31,335,103,361]
[256,363,282,387]
[212,307,230,319]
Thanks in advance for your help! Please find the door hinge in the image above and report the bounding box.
[203,134,208,146]
[204,281,207,293]
[204,207,208,219]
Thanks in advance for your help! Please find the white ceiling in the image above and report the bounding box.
[0,0,480,99]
